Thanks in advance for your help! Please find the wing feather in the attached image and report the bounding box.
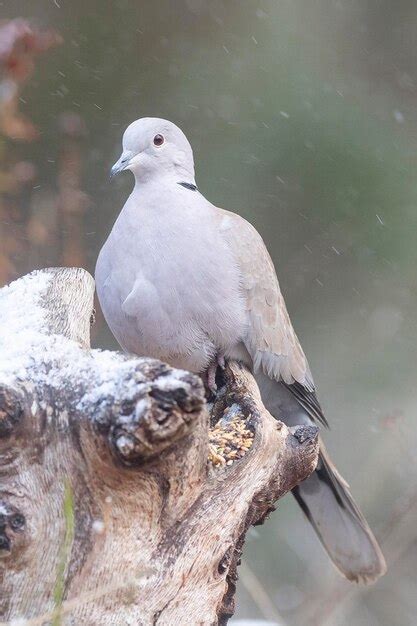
[217,208,328,427]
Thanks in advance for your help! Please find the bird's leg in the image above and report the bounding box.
[206,364,217,394]
[205,353,226,395]
[217,354,225,370]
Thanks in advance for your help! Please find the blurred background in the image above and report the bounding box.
[1,1,417,624]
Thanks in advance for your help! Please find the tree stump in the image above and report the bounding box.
[0,268,319,625]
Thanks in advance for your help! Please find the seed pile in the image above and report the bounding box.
[208,405,254,468]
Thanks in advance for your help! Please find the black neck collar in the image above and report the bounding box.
[178,181,198,191]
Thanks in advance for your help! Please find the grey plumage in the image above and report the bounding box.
[256,372,386,582]
[96,117,386,582]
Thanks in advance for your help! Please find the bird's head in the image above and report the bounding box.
[111,117,195,186]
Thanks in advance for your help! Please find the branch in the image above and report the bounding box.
[0,268,319,625]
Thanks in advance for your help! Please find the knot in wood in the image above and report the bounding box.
[103,370,205,464]
[0,501,26,557]
[291,424,319,445]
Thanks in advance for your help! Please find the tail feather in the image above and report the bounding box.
[293,445,387,583]
[255,371,386,583]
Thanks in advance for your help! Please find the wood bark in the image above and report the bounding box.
[0,268,319,625]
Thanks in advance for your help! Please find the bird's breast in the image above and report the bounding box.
[97,202,248,372]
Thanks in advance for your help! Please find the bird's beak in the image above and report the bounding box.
[110,150,134,178]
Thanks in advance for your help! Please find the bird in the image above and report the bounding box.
[95,117,386,583]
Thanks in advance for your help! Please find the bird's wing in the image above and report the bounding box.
[217,208,328,428]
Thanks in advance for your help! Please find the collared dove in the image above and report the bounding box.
[96,117,386,583]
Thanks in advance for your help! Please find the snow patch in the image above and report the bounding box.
[0,272,195,416]
[0,271,52,385]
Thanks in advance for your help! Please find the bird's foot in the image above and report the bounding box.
[217,354,226,370]
[206,364,217,394]
[205,353,226,395]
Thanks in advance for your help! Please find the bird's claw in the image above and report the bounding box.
[207,363,217,394]
[205,353,225,395]
[217,354,225,369]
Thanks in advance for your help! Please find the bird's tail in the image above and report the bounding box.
[292,444,386,583]
[255,372,386,583]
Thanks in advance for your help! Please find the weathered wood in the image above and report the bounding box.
[0,268,319,625]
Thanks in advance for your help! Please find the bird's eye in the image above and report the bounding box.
[153,134,164,146]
